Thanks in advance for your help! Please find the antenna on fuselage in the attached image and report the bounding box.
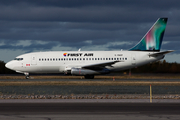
[78,48,81,51]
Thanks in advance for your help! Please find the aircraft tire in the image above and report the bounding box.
[84,75,94,79]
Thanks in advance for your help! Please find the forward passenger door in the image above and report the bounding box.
[31,55,37,65]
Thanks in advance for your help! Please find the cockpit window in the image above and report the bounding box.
[14,58,23,61]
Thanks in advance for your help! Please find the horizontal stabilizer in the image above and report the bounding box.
[149,50,174,57]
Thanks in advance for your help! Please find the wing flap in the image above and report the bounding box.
[82,61,122,70]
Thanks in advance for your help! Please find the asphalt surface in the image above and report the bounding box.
[1,78,180,81]
[0,102,180,120]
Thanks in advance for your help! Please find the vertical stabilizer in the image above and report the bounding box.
[129,18,168,51]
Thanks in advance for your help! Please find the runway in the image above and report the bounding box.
[0,103,180,120]
[1,78,180,81]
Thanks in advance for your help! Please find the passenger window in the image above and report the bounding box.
[72,58,73,60]
[122,58,124,60]
[59,58,60,61]
[74,58,76,60]
[77,58,79,60]
[109,58,111,60]
[114,58,116,60]
[61,58,63,61]
[83,58,85,60]
[125,58,127,60]
[89,58,91,60]
[103,58,105,60]
[95,58,97,60]
[39,59,41,61]
[117,58,119,60]
[69,58,71,60]
[92,58,94,60]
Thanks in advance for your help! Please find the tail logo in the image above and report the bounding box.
[130,18,168,51]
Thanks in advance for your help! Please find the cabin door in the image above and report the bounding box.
[31,55,37,65]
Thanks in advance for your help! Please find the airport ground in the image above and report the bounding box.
[1,75,180,119]
[1,73,180,79]
[0,102,180,120]
[0,75,180,98]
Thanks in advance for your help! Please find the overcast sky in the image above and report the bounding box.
[0,0,180,63]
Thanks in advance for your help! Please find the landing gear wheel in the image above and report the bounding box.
[84,75,94,79]
[24,72,30,79]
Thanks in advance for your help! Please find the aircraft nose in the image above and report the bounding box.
[5,61,14,70]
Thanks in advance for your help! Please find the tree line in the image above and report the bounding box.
[0,60,180,74]
[130,60,180,73]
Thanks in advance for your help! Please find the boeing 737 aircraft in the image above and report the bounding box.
[5,18,173,79]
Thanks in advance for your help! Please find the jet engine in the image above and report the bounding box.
[71,68,110,75]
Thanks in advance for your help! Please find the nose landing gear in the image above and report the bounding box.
[24,72,29,79]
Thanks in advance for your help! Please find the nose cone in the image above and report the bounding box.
[5,61,14,70]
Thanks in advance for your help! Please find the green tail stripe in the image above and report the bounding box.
[129,18,168,51]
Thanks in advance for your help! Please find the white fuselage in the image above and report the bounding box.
[5,51,164,74]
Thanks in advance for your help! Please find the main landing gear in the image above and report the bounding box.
[84,75,94,79]
[24,72,30,79]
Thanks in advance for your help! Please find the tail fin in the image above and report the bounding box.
[129,18,168,51]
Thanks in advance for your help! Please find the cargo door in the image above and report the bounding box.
[131,54,136,65]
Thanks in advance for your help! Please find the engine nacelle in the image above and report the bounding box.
[71,68,110,75]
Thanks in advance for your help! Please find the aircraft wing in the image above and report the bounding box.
[81,61,121,70]
[149,50,174,57]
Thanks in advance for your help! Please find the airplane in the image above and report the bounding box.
[5,18,174,79]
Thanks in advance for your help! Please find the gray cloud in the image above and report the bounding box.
[0,0,180,62]
[0,0,179,22]
[0,41,58,51]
